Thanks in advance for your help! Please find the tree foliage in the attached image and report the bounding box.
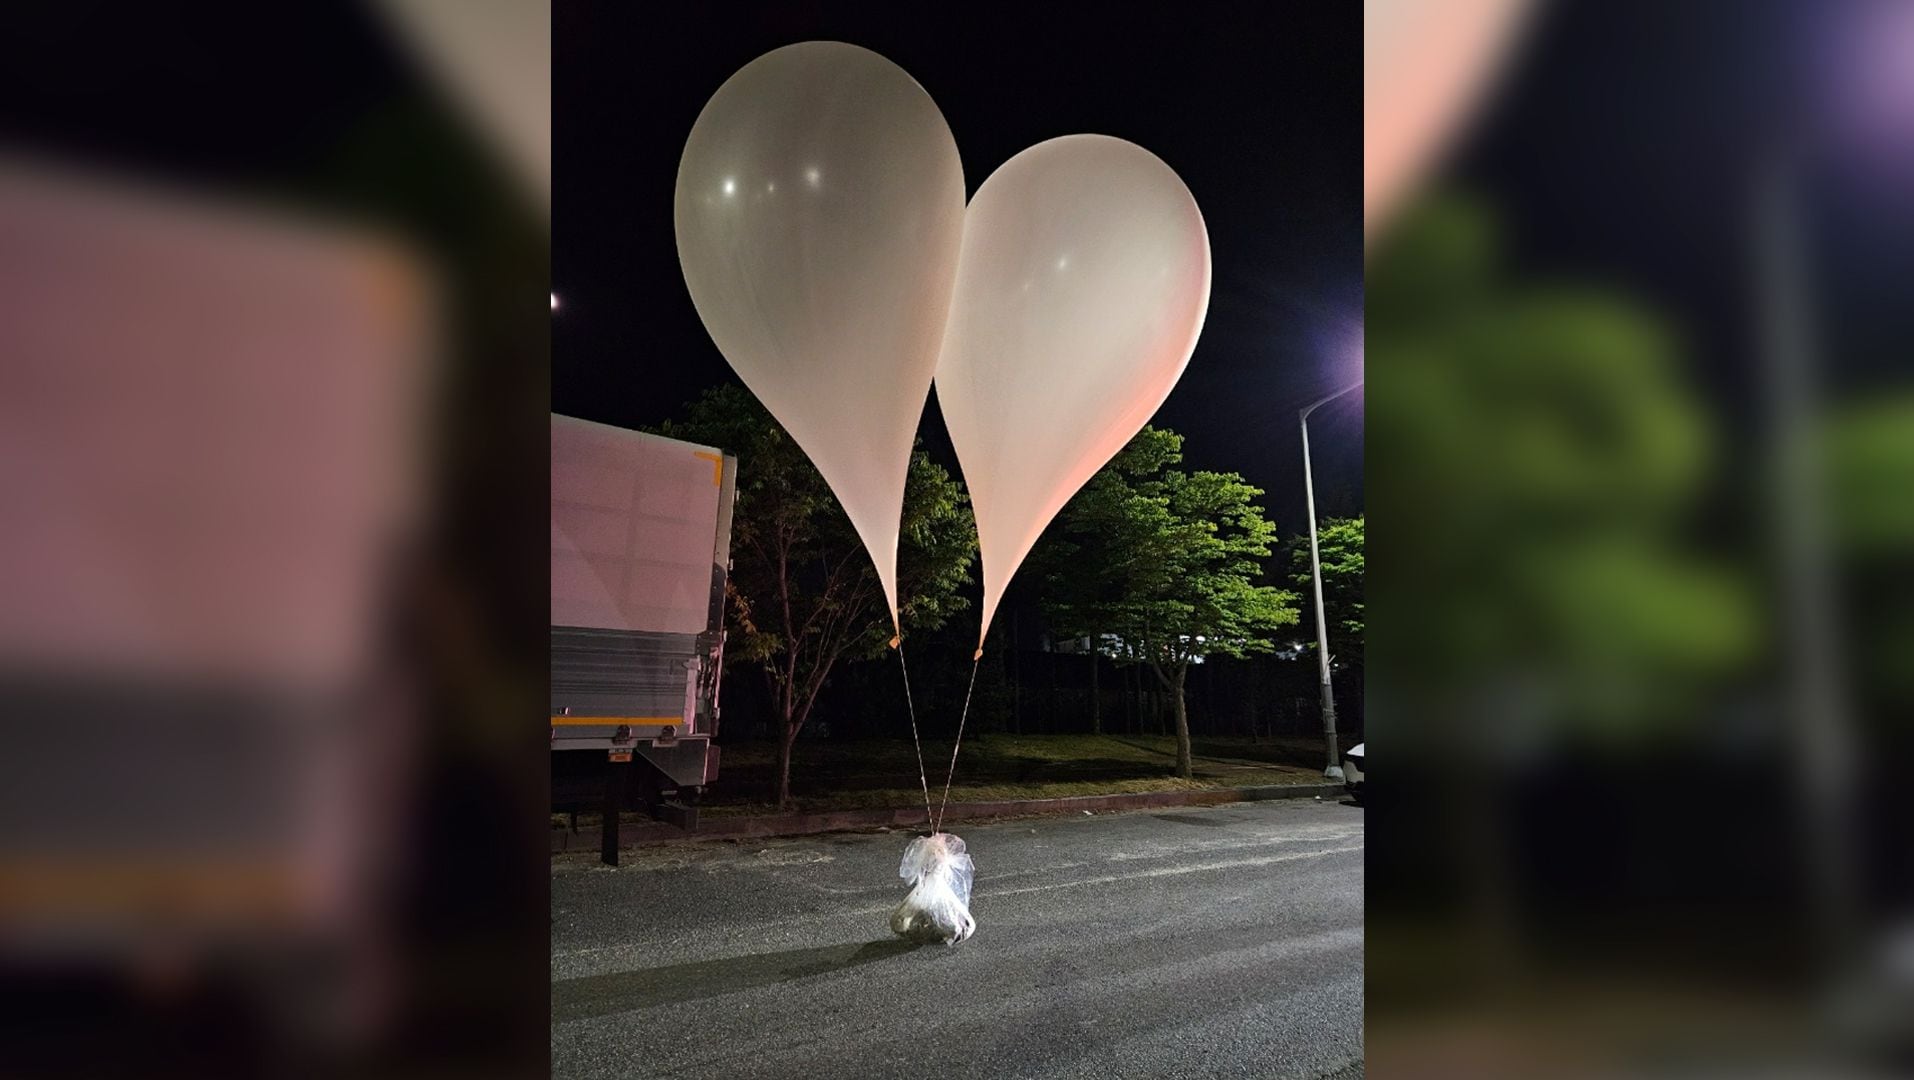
[1367,194,1755,739]
[1289,515,1364,668]
[1032,426,1298,775]
[656,384,976,805]
[1825,396,1914,718]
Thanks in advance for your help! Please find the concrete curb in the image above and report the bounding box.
[551,782,1347,853]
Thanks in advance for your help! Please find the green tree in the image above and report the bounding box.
[1034,427,1299,778]
[1826,396,1914,717]
[1365,192,1762,973]
[1367,195,1755,741]
[1290,515,1365,672]
[657,385,977,807]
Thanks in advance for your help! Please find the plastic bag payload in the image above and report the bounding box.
[890,833,976,945]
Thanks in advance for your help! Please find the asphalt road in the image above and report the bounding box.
[552,799,1363,1080]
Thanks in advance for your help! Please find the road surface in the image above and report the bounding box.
[552,799,1363,1079]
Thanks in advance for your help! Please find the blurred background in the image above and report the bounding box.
[1366,0,1914,1075]
[0,2,547,1076]
[6,1,1912,1075]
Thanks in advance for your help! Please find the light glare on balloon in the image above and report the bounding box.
[933,134,1211,646]
[674,42,967,628]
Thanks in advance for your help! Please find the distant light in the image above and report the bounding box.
[722,177,736,196]
[1056,255,1070,270]
[767,181,776,193]
[550,293,559,312]
[805,166,821,187]
[1824,1,1914,153]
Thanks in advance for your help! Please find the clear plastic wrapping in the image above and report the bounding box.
[889,832,976,945]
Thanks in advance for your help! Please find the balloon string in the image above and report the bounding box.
[895,642,935,829]
[933,655,983,834]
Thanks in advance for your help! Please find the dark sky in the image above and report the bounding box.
[554,1,1364,538]
[0,6,412,187]
[1456,0,1914,431]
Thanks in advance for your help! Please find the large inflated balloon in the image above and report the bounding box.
[675,42,965,627]
[934,135,1211,646]
[1366,0,1532,244]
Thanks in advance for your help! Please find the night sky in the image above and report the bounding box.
[1456,0,1914,432]
[554,2,1364,542]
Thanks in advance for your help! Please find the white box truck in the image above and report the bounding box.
[0,164,433,1044]
[550,415,735,854]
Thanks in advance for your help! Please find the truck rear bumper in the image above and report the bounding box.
[550,731,716,788]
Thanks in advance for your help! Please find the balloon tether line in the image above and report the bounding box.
[892,634,935,829]
[932,649,984,834]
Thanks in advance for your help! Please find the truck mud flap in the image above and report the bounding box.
[634,736,712,788]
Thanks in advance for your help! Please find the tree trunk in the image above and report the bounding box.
[1048,647,1058,734]
[774,717,797,808]
[772,539,802,810]
[1010,614,1022,735]
[1090,648,1102,736]
[1204,661,1215,734]
[1123,665,1134,733]
[1172,666,1193,779]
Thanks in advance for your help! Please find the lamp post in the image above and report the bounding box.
[1301,380,1362,778]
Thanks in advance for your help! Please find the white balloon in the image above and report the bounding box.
[934,135,1212,647]
[1365,0,1533,244]
[675,42,966,627]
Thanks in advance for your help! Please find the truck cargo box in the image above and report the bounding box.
[550,415,734,794]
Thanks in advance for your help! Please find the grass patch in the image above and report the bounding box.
[699,733,1327,815]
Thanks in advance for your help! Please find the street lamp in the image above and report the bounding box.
[1300,379,1362,779]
